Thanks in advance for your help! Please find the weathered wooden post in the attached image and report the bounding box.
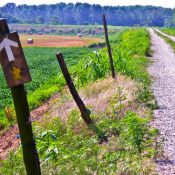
[0,19,41,175]
[103,14,116,79]
[56,53,92,124]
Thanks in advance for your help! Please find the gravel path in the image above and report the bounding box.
[154,28,175,42]
[149,28,175,174]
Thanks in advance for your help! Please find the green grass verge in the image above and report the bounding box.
[161,28,175,37]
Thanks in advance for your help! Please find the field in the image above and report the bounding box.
[19,34,103,48]
[10,24,123,36]
[0,47,93,128]
[0,27,158,174]
[0,25,124,129]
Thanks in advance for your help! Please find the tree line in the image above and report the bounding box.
[0,2,174,27]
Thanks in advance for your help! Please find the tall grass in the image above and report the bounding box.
[72,28,153,105]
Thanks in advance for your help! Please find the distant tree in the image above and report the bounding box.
[90,5,102,24]
[3,3,16,13]
[63,3,75,24]
[36,16,44,24]
[74,3,91,24]
[0,3,173,27]
[173,7,175,26]
[51,16,59,25]
[54,3,66,24]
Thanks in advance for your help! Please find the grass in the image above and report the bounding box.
[0,28,155,129]
[0,76,157,175]
[155,29,175,51]
[161,28,175,37]
[0,28,158,174]
[0,47,93,129]
[0,30,123,130]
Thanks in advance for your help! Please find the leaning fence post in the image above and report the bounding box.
[56,53,92,124]
[103,14,116,79]
[0,18,41,175]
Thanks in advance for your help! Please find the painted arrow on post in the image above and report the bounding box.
[0,38,19,62]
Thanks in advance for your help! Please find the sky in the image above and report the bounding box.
[0,0,174,8]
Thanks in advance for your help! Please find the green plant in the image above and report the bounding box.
[161,28,175,37]
[119,112,156,154]
[0,47,93,129]
[0,28,157,174]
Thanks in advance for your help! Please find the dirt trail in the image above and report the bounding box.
[149,28,175,174]
[154,28,175,42]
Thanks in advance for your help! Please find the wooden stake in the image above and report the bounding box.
[0,19,41,175]
[103,14,116,79]
[56,53,92,124]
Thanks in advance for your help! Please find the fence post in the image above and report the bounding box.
[0,19,41,175]
[56,53,92,124]
[103,14,116,79]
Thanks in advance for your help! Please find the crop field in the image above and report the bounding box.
[19,34,103,48]
[0,47,93,128]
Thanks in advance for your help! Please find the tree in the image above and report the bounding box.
[173,7,175,27]
[90,5,102,24]
[36,16,44,24]
[1,3,173,27]
[63,3,75,24]
[51,16,59,25]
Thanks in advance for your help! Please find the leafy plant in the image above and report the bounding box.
[119,112,156,154]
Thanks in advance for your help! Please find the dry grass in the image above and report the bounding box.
[81,76,136,114]
[40,75,140,122]
[19,34,103,48]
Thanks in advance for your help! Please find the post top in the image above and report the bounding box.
[0,18,10,35]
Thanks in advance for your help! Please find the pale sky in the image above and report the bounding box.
[0,0,174,8]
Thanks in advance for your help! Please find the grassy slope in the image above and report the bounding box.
[0,28,157,174]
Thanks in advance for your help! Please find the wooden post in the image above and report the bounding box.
[103,14,116,79]
[56,53,92,124]
[0,19,41,175]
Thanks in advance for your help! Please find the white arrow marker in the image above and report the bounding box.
[0,38,19,62]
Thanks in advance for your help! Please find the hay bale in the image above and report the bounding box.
[77,33,82,37]
[27,38,33,44]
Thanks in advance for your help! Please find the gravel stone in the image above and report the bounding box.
[149,28,175,174]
